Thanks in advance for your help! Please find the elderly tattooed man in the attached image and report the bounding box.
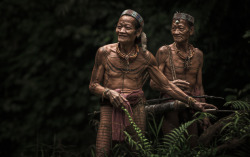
[89,10,215,156]
[150,13,214,147]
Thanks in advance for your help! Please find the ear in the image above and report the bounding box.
[189,26,194,36]
[136,27,142,37]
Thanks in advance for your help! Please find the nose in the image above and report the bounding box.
[172,29,180,35]
[120,27,126,33]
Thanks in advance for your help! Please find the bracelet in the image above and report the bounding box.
[102,88,110,101]
[187,96,197,108]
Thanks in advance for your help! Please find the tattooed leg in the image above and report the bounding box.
[125,101,146,141]
[96,105,112,157]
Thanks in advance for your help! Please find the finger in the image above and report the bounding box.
[111,94,121,108]
[175,83,190,89]
[120,95,128,102]
[174,79,190,85]
[203,103,218,109]
[194,103,204,112]
[118,95,127,107]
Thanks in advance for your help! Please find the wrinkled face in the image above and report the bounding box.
[171,19,193,43]
[116,15,139,44]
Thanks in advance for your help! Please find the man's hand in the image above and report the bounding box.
[193,101,218,112]
[172,79,190,91]
[106,89,128,108]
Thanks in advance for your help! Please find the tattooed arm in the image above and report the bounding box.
[193,49,205,102]
[89,46,128,108]
[89,47,106,96]
[150,46,168,90]
[146,51,215,111]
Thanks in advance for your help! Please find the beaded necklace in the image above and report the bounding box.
[116,43,139,65]
[174,42,194,70]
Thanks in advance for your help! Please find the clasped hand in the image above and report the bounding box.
[172,79,190,91]
[106,89,128,108]
[172,79,218,112]
[193,101,218,112]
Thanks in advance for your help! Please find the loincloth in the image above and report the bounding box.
[100,89,146,141]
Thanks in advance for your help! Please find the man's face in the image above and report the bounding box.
[116,16,138,44]
[171,19,193,43]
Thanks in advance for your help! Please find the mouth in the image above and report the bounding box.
[173,35,182,38]
[118,35,127,38]
[173,36,183,40]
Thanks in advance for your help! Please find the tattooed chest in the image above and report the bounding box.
[105,57,147,79]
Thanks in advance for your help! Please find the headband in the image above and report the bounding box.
[173,13,194,24]
[121,9,144,27]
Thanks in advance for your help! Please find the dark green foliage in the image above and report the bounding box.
[147,113,164,147]
[123,101,249,157]
[122,106,152,156]
[1,0,250,156]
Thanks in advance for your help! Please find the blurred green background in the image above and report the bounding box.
[1,0,249,156]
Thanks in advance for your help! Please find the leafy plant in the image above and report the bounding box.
[147,113,164,147]
[224,100,250,110]
[122,106,152,156]
[121,99,250,157]
[219,100,250,145]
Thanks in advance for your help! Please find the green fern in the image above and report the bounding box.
[120,100,250,156]
[159,119,195,156]
[219,108,250,148]
[193,111,217,121]
[193,146,217,157]
[121,106,152,156]
[147,113,164,146]
[224,100,250,110]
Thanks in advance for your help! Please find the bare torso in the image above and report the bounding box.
[163,43,202,92]
[101,43,150,93]
[152,42,204,97]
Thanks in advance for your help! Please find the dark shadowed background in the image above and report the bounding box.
[1,0,249,156]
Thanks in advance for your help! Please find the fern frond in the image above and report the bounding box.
[159,119,196,155]
[121,106,153,156]
[224,100,250,110]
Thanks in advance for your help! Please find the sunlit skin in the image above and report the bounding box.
[171,19,193,44]
[89,15,212,110]
[151,19,204,101]
[116,16,140,46]
[90,14,216,156]
[150,18,212,147]
[167,19,201,94]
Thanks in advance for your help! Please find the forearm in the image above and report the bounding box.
[149,68,191,104]
[163,81,190,104]
[89,82,106,98]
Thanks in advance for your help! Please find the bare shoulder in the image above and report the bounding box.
[157,45,171,55]
[194,47,204,59]
[158,45,169,52]
[142,49,159,66]
[142,49,154,58]
[97,43,117,56]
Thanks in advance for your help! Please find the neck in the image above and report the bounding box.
[175,41,189,53]
[119,42,135,54]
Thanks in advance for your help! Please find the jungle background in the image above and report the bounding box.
[1,0,250,156]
